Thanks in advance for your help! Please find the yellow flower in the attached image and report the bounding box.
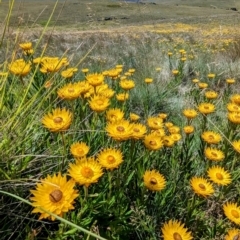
[128,68,135,74]
[207,73,216,79]
[158,113,168,120]
[226,78,235,84]
[57,82,82,100]
[88,95,110,113]
[130,113,141,121]
[183,125,194,134]
[70,142,90,158]
[190,177,214,197]
[168,126,180,134]
[68,158,103,187]
[198,103,215,114]
[120,79,135,90]
[145,78,153,84]
[107,68,121,79]
[201,131,222,144]
[228,112,240,124]
[131,123,147,140]
[170,133,182,142]
[143,170,166,192]
[144,133,163,151]
[230,94,240,105]
[204,147,224,161]
[192,78,199,83]
[168,52,173,56]
[42,108,72,132]
[86,73,104,86]
[205,91,218,99]
[30,173,78,221]
[61,68,78,78]
[152,128,166,138]
[81,68,89,74]
[40,57,69,73]
[198,82,208,89]
[162,136,175,147]
[172,70,179,76]
[232,140,240,153]
[106,120,133,141]
[165,122,174,128]
[8,59,31,77]
[207,166,231,186]
[227,103,240,112]
[147,116,163,130]
[97,148,123,170]
[19,42,32,50]
[155,67,161,72]
[161,219,193,240]
[225,229,240,240]
[106,108,124,123]
[223,202,240,225]
[182,109,198,119]
[116,93,129,102]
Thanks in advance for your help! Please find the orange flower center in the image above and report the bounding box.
[231,210,240,219]
[216,173,223,180]
[117,126,125,132]
[208,135,214,140]
[150,140,156,146]
[211,152,218,157]
[68,88,75,93]
[49,189,63,203]
[198,183,206,191]
[81,167,94,178]
[96,100,104,105]
[133,128,140,133]
[173,232,182,240]
[150,177,157,185]
[53,117,63,124]
[107,155,116,164]
[77,148,84,155]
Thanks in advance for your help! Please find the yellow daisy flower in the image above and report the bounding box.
[227,103,240,112]
[106,108,124,123]
[128,68,135,74]
[172,70,179,76]
[70,142,90,158]
[170,133,182,142]
[130,113,140,121]
[207,166,231,186]
[182,109,198,119]
[207,73,216,79]
[204,147,225,161]
[106,120,133,141]
[8,59,31,77]
[225,229,240,240]
[158,113,168,120]
[226,78,235,84]
[162,136,175,147]
[232,140,240,153]
[120,79,135,90]
[145,78,153,84]
[183,125,194,134]
[205,90,218,99]
[143,170,166,192]
[228,112,240,124]
[88,95,110,113]
[152,128,166,138]
[57,82,82,100]
[68,158,103,187]
[192,78,199,83]
[230,94,240,105]
[223,202,240,225]
[165,122,174,128]
[161,219,193,240]
[147,116,163,130]
[168,126,180,134]
[97,148,123,170]
[42,108,72,132]
[61,68,78,79]
[198,102,215,114]
[198,82,208,89]
[19,42,32,51]
[201,131,222,144]
[40,57,69,73]
[116,93,129,102]
[30,173,79,221]
[190,177,214,197]
[81,68,89,74]
[131,123,147,140]
[86,73,104,86]
[143,133,163,151]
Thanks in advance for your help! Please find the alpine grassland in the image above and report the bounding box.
[1,0,240,239]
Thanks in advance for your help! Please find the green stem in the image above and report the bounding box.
[60,132,67,171]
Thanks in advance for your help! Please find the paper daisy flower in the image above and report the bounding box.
[228,112,240,124]
[226,78,235,84]
[40,57,69,73]
[198,82,208,89]
[86,73,104,86]
[145,78,153,84]
[161,219,193,240]
[42,108,72,132]
[205,91,218,99]
[8,59,31,77]
[116,92,129,102]
[198,103,215,114]
[230,94,240,105]
[168,126,180,134]
[30,173,79,221]
[201,131,222,144]
[106,120,133,141]
[190,177,214,197]
[97,148,123,170]
[144,133,163,151]
[152,128,166,138]
[183,125,194,134]
[120,79,135,90]
[225,229,240,240]
[162,136,175,147]
[204,147,225,161]
[158,113,168,120]
[170,133,182,142]
[70,142,90,158]
[19,42,32,51]
[143,170,166,192]
[182,109,198,119]
[147,116,163,130]
[106,108,124,123]
[68,158,103,187]
[57,82,82,100]
[88,95,110,113]
[232,140,240,153]
[61,67,78,79]
[223,202,240,225]
[131,123,147,140]
[130,113,140,121]
[207,166,231,186]
[227,103,240,112]
[207,73,216,79]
